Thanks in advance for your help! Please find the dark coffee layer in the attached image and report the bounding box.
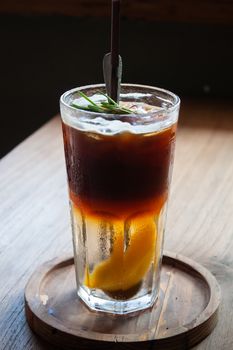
[62,122,176,209]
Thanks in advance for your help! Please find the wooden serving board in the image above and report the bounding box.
[25,252,221,350]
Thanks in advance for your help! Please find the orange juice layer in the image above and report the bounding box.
[85,214,157,292]
[73,204,158,293]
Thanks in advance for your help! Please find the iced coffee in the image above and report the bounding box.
[60,84,180,314]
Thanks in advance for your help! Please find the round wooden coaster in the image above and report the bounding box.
[25,252,221,350]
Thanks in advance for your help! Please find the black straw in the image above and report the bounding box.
[110,0,121,101]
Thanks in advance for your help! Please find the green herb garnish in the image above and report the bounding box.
[71,91,132,115]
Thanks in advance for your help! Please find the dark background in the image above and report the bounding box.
[1,2,233,157]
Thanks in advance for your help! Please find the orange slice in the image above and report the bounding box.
[84,213,157,292]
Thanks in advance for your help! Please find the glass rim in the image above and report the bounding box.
[60,83,180,118]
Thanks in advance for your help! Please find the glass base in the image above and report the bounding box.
[78,286,158,315]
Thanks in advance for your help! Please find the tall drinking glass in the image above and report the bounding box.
[60,84,180,314]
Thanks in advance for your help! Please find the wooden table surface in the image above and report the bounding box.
[0,99,233,349]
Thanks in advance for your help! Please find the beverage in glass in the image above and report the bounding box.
[60,84,180,314]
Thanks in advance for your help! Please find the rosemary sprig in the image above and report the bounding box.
[71,91,133,115]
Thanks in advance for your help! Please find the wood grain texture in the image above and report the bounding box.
[24,252,220,349]
[0,0,233,25]
[0,98,233,349]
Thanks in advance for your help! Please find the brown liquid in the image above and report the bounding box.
[62,122,177,217]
